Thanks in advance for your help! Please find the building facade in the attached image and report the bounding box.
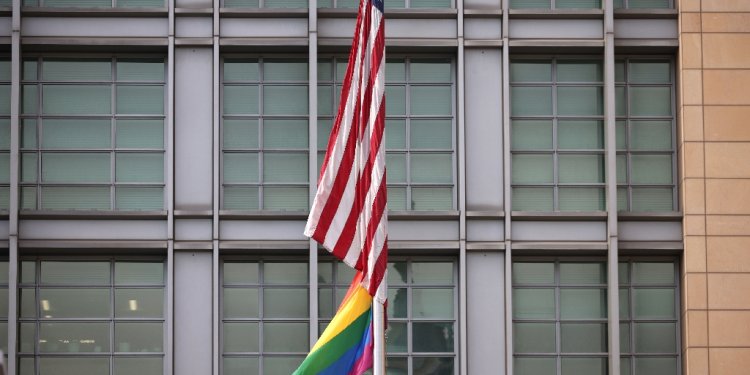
[0,0,746,374]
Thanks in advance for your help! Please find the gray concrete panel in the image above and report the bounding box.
[21,17,168,38]
[219,220,307,240]
[618,221,682,242]
[0,220,7,240]
[176,17,213,38]
[220,18,308,38]
[175,219,213,241]
[512,221,607,241]
[175,47,214,210]
[174,251,213,375]
[465,19,502,40]
[467,251,505,375]
[614,19,678,40]
[509,19,603,39]
[465,49,503,211]
[18,220,167,240]
[389,220,459,241]
[319,18,457,39]
[467,219,504,242]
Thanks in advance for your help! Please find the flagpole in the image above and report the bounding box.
[373,299,385,375]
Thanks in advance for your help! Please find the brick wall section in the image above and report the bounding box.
[679,1,750,375]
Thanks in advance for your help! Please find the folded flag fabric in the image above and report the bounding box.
[294,272,374,375]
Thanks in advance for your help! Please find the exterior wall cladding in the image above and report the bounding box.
[0,0,746,374]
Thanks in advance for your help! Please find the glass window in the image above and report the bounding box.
[615,59,676,212]
[221,260,309,375]
[511,58,605,212]
[318,57,455,211]
[510,0,601,10]
[23,0,163,8]
[513,260,608,375]
[619,259,679,375]
[20,57,166,211]
[18,259,165,375]
[222,58,309,211]
[317,0,450,9]
[320,259,457,374]
[224,0,306,8]
[614,0,672,9]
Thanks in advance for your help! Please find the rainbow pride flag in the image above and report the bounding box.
[293,272,374,375]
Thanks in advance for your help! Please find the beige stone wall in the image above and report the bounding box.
[679,1,750,374]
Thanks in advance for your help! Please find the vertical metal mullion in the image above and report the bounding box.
[555,260,561,375]
[110,260,116,375]
[258,261,265,374]
[551,60,559,211]
[35,59,43,208]
[111,60,118,209]
[258,61,265,210]
[404,60,412,210]
[406,261,413,375]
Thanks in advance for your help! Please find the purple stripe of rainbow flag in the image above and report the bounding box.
[293,272,374,375]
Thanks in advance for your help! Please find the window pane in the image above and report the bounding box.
[224,288,259,318]
[116,119,164,149]
[43,59,111,81]
[224,153,259,184]
[263,186,308,210]
[223,322,259,352]
[558,120,604,149]
[557,60,602,82]
[224,85,259,115]
[41,119,110,149]
[386,153,406,183]
[620,288,630,319]
[513,187,553,211]
[264,86,307,115]
[617,155,627,184]
[43,153,110,183]
[317,119,333,150]
[115,322,163,352]
[559,155,604,183]
[633,262,675,285]
[511,87,552,116]
[264,322,308,352]
[514,323,556,353]
[631,188,673,211]
[634,288,674,319]
[616,121,626,149]
[41,186,110,210]
[224,262,259,284]
[116,59,164,81]
[617,187,628,211]
[561,323,607,353]
[224,59,259,81]
[557,86,603,116]
[511,61,552,82]
[116,187,164,210]
[411,153,452,183]
[513,288,555,319]
[560,263,606,284]
[0,120,8,149]
[629,61,670,83]
[264,288,308,318]
[560,357,607,375]
[621,323,630,352]
[264,357,306,375]
[264,119,307,149]
[631,155,672,183]
[223,357,259,375]
[385,119,406,149]
[22,84,38,115]
[412,322,454,352]
[630,121,672,150]
[410,60,451,82]
[43,85,112,115]
[39,288,110,318]
[264,60,307,81]
[388,262,407,285]
[413,289,453,318]
[115,262,163,285]
[513,262,554,284]
[264,262,307,284]
[514,357,556,375]
[616,86,626,116]
[385,322,407,352]
[317,85,333,116]
[223,186,259,210]
[411,119,452,149]
[114,357,162,375]
[512,154,553,184]
[115,288,164,318]
[634,322,676,353]
[559,187,605,211]
[386,86,406,116]
[20,288,36,318]
[630,87,671,116]
[634,357,677,375]
[387,186,406,210]
[20,322,35,353]
[39,322,110,352]
[22,119,37,149]
[263,153,307,182]
[387,288,407,318]
[116,153,164,183]
[411,187,453,210]
[41,261,110,285]
[512,120,552,150]
[560,288,606,319]
[39,357,109,375]
[413,262,453,284]
[410,86,451,116]
[117,85,164,114]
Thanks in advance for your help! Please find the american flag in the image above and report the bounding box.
[305,0,387,304]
